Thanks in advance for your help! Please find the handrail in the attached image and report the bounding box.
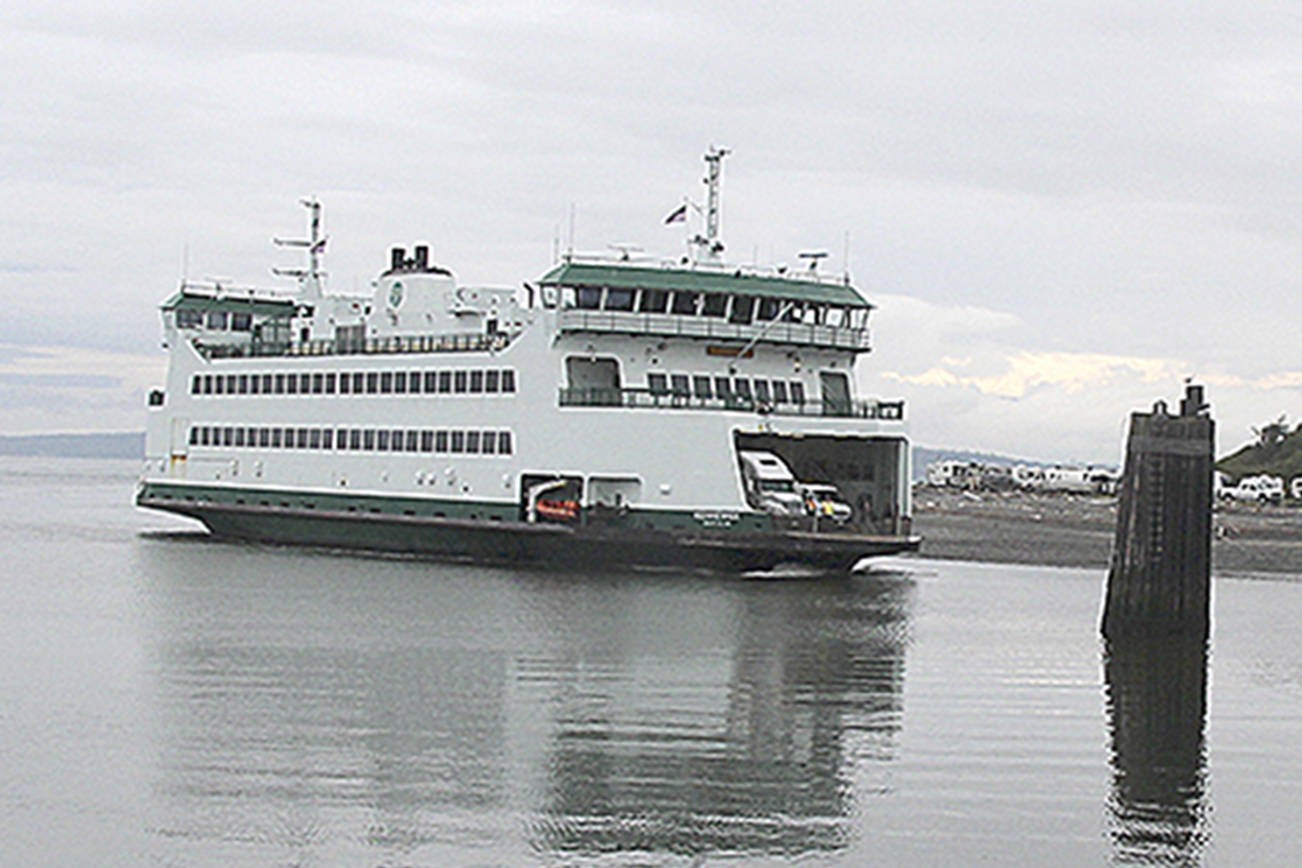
[558,387,904,420]
[556,309,871,351]
[198,330,518,360]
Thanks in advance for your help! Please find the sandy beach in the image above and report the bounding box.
[912,488,1302,579]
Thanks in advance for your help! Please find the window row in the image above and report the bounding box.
[646,373,807,405]
[191,368,517,397]
[176,310,253,331]
[190,424,514,455]
[563,286,869,329]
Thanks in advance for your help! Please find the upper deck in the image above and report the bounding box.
[540,260,874,353]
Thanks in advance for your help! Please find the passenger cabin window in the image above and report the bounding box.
[791,381,806,403]
[670,374,690,397]
[647,373,668,396]
[605,288,635,311]
[566,357,621,391]
[692,375,712,399]
[772,380,789,403]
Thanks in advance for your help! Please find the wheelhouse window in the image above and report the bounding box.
[176,310,204,329]
[757,297,781,321]
[728,296,755,325]
[206,311,228,330]
[671,291,699,315]
[230,312,252,331]
[701,293,728,317]
[638,289,669,313]
[605,288,635,311]
[576,287,602,309]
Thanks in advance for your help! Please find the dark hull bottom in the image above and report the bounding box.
[141,499,920,573]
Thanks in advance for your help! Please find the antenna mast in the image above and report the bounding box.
[692,146,729,262]
[272,198,326,299]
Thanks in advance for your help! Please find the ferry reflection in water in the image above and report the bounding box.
[1103,635,1211,865]
[141,546,912,864]
[527,576,910,859]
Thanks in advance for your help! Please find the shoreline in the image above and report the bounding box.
[910,489,1302,580]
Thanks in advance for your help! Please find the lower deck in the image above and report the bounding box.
[137,481,920,572]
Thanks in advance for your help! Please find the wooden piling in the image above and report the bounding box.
[1102,385,1213,638]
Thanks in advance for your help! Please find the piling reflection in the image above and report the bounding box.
[1103,634,1210,866]
[528,576,912,860]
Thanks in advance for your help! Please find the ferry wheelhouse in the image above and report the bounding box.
[137,151,919,571]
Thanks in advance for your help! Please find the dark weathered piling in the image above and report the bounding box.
[1102,384,1213,638]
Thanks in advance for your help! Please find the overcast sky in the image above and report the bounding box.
[2,2,1300,462]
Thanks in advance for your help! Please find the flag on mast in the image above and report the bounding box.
[663,203,688,224]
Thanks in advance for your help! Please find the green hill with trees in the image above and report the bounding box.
[1216,417,1302,483]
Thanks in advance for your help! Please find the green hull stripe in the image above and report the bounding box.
[137,481,771,533]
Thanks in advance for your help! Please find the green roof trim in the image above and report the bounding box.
[161,290,299,317]
[538,262,872,309]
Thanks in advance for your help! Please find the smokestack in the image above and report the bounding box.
[414,245,429,270]
[390,247,406,271]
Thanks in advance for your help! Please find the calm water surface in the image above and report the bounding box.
[2,458,1301,865]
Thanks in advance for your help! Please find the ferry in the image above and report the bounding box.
[137,149,919,571]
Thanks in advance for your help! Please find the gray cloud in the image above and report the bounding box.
[1,2,1299,455]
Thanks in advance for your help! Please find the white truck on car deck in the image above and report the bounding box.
[739,451,805,517]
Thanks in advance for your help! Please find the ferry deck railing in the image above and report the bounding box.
[199,330,517,360]
[558,387,904,420]
[556,309,871,351]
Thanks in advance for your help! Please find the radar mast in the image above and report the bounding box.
[272,198,327,300]
[691,146,729,263]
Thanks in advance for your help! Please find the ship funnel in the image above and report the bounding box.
[390,247,406,271]
[414,245,429,270]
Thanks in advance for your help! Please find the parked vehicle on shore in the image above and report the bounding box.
[1219,474,1285,504]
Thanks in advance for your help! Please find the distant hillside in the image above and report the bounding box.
[910,446,1075,482]
[1217,425,1302,483]
[0,432,144,459]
